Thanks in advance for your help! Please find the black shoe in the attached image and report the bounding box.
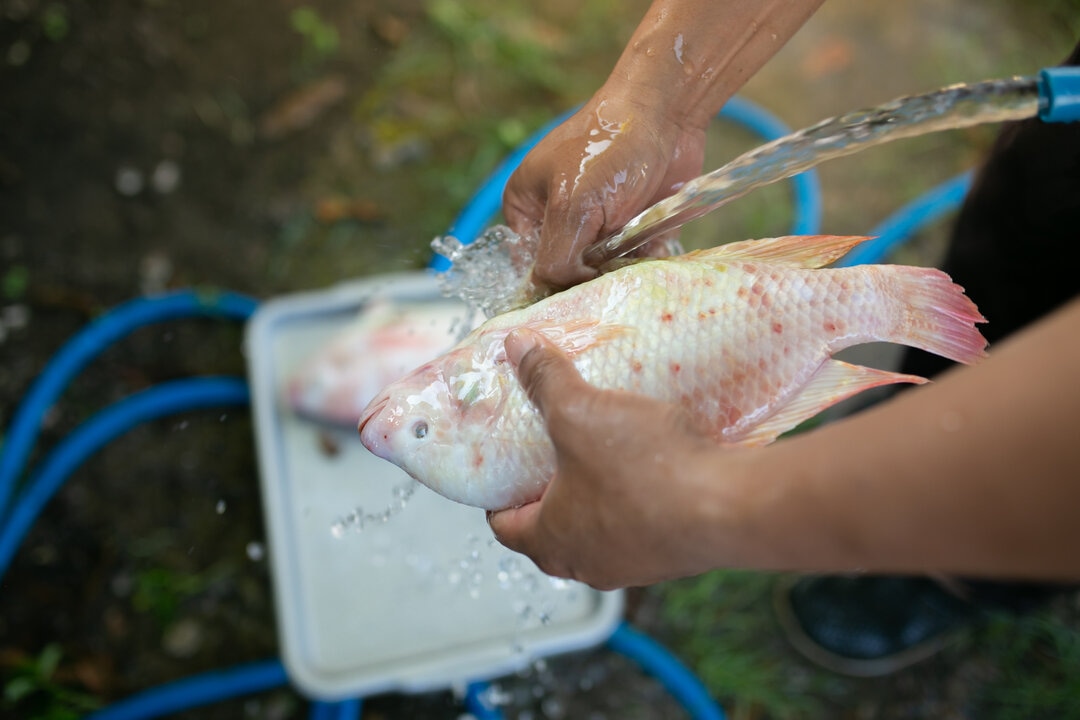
[773,575,976,677]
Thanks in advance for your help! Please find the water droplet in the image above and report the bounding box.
[481,684,513,707]
[7,40,31,66]
[541,696,565,719]
[548,577,569,591]
[151,159,182,194]
[246,541,265,561]
[115,165,144,196]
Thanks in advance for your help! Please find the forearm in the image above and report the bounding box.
[706,297,1080,580]
[606,0,825,129]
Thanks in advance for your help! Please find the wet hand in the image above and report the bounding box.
[502,87,706,291]
[487,328,723,590]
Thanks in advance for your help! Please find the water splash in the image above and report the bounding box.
[432,224,543,320]
[435,76,1041,316]
[329,481,417,537]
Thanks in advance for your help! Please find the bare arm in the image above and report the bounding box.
[737,296,1080,581]
[488,297,1080,589]
[503,0,825,290]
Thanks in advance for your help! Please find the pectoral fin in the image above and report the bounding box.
[521,317,632,357]
[730,359,927,447]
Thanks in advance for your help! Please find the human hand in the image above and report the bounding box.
[487,327,733,590]
[502,86,707,291]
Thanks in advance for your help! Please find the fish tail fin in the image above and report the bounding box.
[883,266,988,365]
[684,235,870,269]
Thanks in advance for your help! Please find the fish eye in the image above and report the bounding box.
[412,420,429,440]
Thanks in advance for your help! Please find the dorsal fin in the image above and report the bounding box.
[681,235,871,269]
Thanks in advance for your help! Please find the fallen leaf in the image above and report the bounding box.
[800,36,855,80]
[259,75,348,141]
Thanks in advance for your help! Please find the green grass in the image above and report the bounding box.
[653,571,1080,719]
[3,644,101,720]
[973,611,1080,719]
[655,571,845,719]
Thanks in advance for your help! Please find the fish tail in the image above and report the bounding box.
[883,266,988,365]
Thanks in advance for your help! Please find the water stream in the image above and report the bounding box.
[435,75,1042,317]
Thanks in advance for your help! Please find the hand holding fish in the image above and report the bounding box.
[487,328,736,590]
[491,300,1080,589]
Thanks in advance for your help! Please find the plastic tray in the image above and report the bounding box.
[245,272,623,700]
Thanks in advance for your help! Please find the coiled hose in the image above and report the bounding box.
[0,91,980,719]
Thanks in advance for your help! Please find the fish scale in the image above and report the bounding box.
[359,235,987,510]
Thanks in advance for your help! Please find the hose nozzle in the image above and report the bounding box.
[1039,66,1080,123]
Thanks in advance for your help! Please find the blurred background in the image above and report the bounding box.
[1,0,1079,717]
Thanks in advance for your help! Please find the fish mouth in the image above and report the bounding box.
[357,395,388,434]
[357,395,390,456]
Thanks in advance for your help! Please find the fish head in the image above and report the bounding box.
[358,335,533,509]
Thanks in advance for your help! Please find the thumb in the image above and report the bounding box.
[487,502,540,554]
[504,328,588,418]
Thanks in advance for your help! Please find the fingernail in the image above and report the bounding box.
[504,329,538,367]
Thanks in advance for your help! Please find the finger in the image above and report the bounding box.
[487,502,542,555]
[490,505,573,581]
[504,329,591,420]
[533,190,605,290]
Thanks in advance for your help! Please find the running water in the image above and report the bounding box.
[433,75,1042,317]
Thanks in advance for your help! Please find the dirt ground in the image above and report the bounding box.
[1,0,1079,718]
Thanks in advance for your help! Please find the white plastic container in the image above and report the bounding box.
[245,272,623,700]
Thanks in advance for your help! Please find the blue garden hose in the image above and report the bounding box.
[6,76,1077,717]
[0,377,251,577]
[608,623,725,720]
[84,660,290,720]
[837,171,973,267]
[0,290,258,522]
[2,101,803,720]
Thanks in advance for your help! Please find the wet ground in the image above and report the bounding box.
[2,0,1079,718]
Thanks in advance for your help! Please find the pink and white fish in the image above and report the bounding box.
[284,298,468,427]
[358,235,987,510]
